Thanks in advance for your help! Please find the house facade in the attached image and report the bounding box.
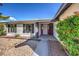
[4,19,54,38]
[3,3,78,39]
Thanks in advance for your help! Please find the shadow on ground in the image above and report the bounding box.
[15,38,41,51]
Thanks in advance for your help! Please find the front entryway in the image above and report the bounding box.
[48,23,53,35]
[40,23,53,36]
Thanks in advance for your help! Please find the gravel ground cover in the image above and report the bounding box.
[0,38,33,56]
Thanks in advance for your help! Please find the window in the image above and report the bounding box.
[23,24,34,33]
[8,24,17,33]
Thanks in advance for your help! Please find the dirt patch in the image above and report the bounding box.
[4,45,33,56]
[0,38,33,56]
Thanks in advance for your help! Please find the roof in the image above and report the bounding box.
[7,19,51,24]
[52,3,72,21]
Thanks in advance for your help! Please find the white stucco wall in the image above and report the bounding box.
[53,22,59,40]
[38,23,41,36]
[16,24,23,34]
[33,23,38,36]
[16,24,31,37]
[6,22,48,37]
[42,24,48,35]
[6,23,36,38]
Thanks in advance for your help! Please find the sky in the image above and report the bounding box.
[0,3,62,21]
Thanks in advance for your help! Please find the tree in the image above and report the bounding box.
[0,15,10,20]
[0,3,3,17]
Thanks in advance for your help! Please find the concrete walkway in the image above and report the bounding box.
[35,39,49,56]
[33,35,52,56]
[48,40,67,56]
[32,35,67,56]
[25,35,67,56]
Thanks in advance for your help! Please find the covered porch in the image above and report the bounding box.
[4,21,38,39]
[37,21,54,37]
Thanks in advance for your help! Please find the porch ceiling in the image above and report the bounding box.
[39,22,53,24]
[7,21,35,24]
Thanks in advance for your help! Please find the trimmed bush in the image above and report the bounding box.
[15,34,20,38]
[0,24,6,36]
[57,15,79,56]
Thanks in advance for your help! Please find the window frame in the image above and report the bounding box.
[23,24,34,33]
[8,24,17,33]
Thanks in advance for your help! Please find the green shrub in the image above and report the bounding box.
[15,34,20,38]
[0,24,6,36]
[57,15,79,56]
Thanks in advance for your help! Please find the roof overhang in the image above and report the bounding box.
[7,19,51,24]
[51,3,72,21]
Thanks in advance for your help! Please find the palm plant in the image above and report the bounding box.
[0,14,8,36]
[0,13,10,20]
[0,4,16,36]
[0,3,11,36]
[0,3,9,20]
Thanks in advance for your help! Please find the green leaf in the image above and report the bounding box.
[57,15,79,56]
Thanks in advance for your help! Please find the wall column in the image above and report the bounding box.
[34,22,39,38]
[17,24,23,34]
[53,22,59,40]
